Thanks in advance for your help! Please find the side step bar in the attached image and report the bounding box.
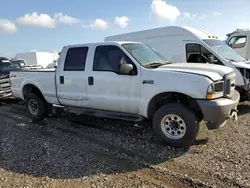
[65,106,145,122]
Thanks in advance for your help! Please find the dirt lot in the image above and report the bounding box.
[0,99,249,188]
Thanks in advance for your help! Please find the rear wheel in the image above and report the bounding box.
[26,93,49,120]
[153,103,199,148]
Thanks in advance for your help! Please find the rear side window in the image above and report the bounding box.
[228,36,247,48]
[64,47,88,71]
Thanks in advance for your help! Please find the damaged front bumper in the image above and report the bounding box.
[196,90,240,130]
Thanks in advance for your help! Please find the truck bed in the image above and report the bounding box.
[10,69,58,104]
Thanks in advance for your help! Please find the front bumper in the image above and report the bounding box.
[196,90,240,130]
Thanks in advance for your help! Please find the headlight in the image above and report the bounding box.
[206,81,224,99]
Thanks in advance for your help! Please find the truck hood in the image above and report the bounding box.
[156,63,234,81]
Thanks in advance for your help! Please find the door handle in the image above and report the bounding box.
[60,76,64,84]
[88,76,94,85]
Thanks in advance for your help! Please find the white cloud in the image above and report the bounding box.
[150,0,181,21]
[0,19,17,34]
[114,16,129,28]
[16,12,55,28]
[54,13,79,24]
[212,12,222,17]
[83,19,108,29]
[182,12,197,20]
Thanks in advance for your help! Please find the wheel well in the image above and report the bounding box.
[22,84,44,100]
[147,92,203,121]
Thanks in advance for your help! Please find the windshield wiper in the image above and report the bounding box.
[144,62,173,68]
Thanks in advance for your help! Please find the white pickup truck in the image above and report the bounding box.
[10,41,240,148]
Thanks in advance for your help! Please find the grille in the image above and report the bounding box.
[0,74,11,93]
[223,72,236,98]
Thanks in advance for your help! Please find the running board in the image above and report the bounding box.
[66,107,145,122]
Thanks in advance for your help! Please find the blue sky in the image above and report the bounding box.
[0,0,250,57]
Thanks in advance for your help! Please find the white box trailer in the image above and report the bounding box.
[105,26,250,100]
[15,52,59,68]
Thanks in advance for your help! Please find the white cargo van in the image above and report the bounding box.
[105,26,250,100]
[225,28,250,60]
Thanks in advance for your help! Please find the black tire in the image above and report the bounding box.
[26,93,49,120]
[153,103,199,148]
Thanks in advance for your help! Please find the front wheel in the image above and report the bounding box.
[26,93,49,120]
[153,103,199,148]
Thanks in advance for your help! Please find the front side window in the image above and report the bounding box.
[228,36,247,48]
[93,45,135,74]
[186,43,223,65]
[64,47,88,71]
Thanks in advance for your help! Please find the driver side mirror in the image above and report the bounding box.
[119,56,135,75]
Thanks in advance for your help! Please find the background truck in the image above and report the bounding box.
[0,57,21,99]
[105,26,250,101]
[10,41,239,148]
[225,28,250,60]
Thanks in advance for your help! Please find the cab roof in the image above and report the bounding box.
[64,41,143,48]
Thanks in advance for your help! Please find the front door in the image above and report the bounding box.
[86,45,141,114]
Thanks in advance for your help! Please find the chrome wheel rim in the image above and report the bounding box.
[28,99,39,115]
[161,114,186,140]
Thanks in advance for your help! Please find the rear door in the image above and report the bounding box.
[56,46,89,107]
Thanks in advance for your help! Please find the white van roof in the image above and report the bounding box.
[105,26,219,41]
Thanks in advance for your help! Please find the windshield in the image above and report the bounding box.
[203,39,246,62]
[121,43,167,66]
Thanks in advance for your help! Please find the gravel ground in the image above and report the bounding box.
[0,99,249,188]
